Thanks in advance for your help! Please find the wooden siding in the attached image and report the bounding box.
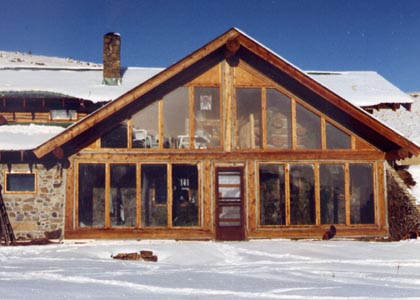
[58,29,412,240]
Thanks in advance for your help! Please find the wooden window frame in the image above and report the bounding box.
[74,160,202,230]
[256,161,377,228]
[234,61,365,152]
[4,171,37,194]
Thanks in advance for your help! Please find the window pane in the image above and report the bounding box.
[141,164,167,227]
[350,164,374,224]
[290,164,315,225]
[326,122,351,149]
[266,89,291,148]
[236,88,262,149]
[172,165,199,226]
[50,109,77,120]
[78,164,105,227]
[163,87,189,149]
[194,87,220,149]
[320,164,345,224]
[296,103,321,149]
[132,102,159,148]
[6,173,35,192]
[101,123,128,148]
[219,206,241,226]
[259,164,285,225]
[110,164,136,227]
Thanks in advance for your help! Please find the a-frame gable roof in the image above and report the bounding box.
[32,28,420,161]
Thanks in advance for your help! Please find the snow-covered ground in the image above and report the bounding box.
[0,239,420,300]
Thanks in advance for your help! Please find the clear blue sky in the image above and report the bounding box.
[1,0,420,91]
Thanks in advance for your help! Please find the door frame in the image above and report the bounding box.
[215,166,245,241]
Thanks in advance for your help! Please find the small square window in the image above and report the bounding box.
[50,109,77,120]
[5,173,36,193]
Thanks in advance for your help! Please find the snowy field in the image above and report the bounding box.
[0,239,420,300]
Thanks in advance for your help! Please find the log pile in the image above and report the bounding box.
[386,164,420,241]
[112,250,158,262]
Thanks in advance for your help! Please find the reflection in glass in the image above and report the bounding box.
[141,164,167,227]
[236,88,262,149]
[289,164,315,225]
[101,123,128,148]
[266,89,291,148]
[132,102,159,148]
[350,164,374,224]
[218,206,241,226]
[163,87,189,149]
[296,103,321,149]
[110,164,136,227]
[78,164,105,227]
[259,164,285,225]
[320,164,345,224]
[172,164,199,227]
[194,87,220,149]
[6,173,35,192]
[326,122,351,149]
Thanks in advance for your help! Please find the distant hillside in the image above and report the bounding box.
[0,50,101,69]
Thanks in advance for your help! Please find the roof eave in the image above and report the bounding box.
[32,28,420,159]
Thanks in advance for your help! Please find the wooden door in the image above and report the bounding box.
[215,167,245,241]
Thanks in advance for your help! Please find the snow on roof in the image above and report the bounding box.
[373,95,420,146]
[307,71,413,107]
[0,67,163,102]
[0,123,65,150]
[233,29,412,107]
[0,51,412,108]
[0,48,416,152]
[0,51,163,102]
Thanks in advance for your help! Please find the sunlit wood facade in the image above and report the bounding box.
[30,29,420,240]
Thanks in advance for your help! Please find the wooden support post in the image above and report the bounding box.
[225,38,240,58]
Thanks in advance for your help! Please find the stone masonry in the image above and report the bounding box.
[386,163,420,240]
[1,163,65,240]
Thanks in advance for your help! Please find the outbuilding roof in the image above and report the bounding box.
[308,71,413,109]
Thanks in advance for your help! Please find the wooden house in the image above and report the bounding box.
[1,28,419,240]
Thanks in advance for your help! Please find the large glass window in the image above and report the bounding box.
[320,164,345,224]
[101,123,128,148]
[163,87,189,149]
[266,89,291,149]
[326,122,351,149]
[78,164,105,227]
[132,102,159,148]
[350,164,375,224]
[194,87,220,149]
[110,164,136,227]
[236,88,262,149]
[289,164,315,225]
[141,164,168,227]
[172,164,199,226]
[259,164,285,225]
[296,103,321,149]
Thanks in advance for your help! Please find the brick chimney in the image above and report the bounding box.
[103,32,121,85]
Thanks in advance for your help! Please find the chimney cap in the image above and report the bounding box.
[105,32,121,37]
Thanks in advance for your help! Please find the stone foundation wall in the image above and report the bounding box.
[1,164,65,240]
[386,163,420,240]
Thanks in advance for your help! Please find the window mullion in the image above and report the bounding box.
[105,163,111,229]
